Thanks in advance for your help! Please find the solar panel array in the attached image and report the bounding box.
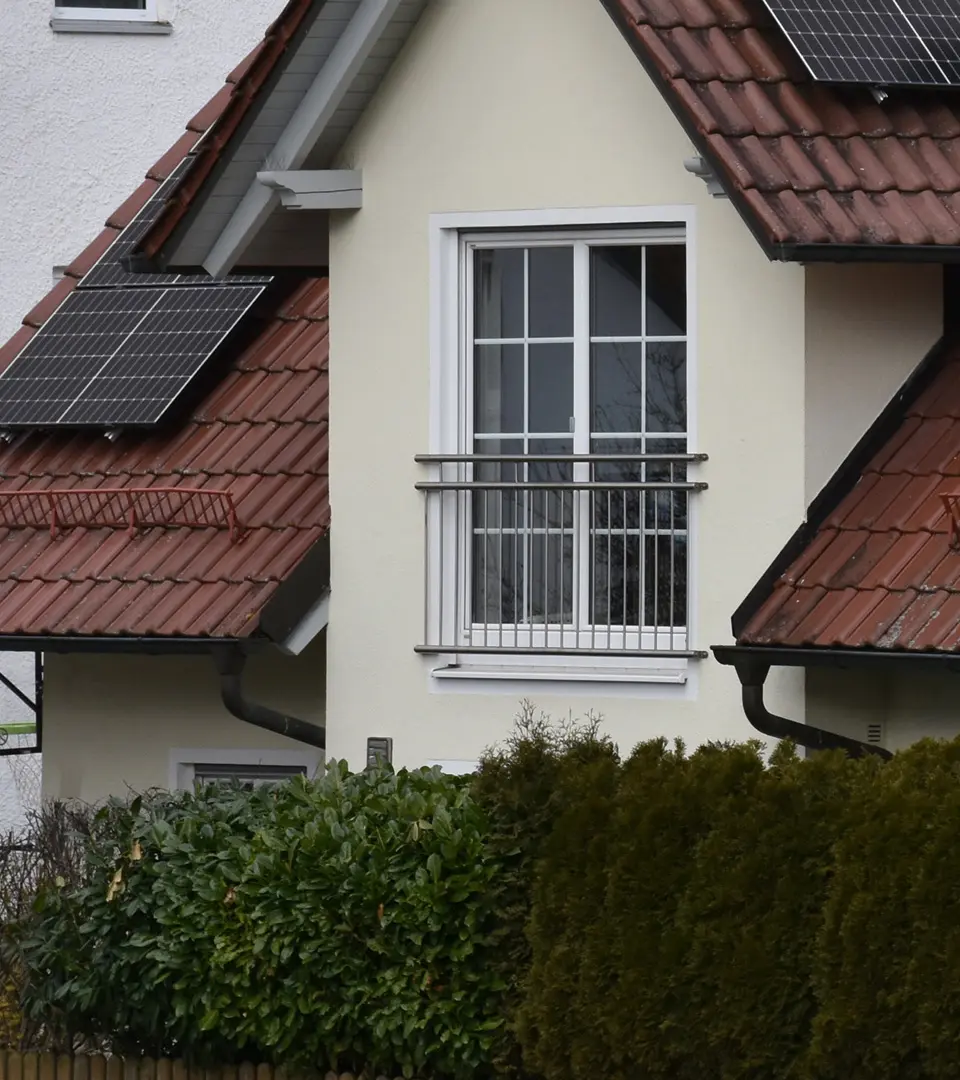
[762,0,960,87]
[0,158,271,429]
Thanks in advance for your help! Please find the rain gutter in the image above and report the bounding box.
[713,646,893,760]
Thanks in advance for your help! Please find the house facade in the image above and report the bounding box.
[2,0,959,801]
[0,0,285,815]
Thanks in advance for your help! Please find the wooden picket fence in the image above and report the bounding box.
[0,1053,409,1080]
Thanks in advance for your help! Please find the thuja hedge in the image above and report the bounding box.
[13,718,960,1080]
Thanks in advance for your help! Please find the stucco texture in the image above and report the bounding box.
[0,0,287,345]
[325,0,808,768]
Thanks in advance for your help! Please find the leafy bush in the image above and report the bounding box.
[11,765,505,1078]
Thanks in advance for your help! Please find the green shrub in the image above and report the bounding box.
[472,702,615,1080]
[11,764,505,1078]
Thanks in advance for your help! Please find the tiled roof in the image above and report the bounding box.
[738,340,960,651]
[139,0,960,265]
[0,278,329,640]
[0,60,329,641]
[606,0,960,253]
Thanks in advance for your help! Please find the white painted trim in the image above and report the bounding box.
[277,590,330,656]
[257,170,363,210]
[431,666,687,685]
[203,0,402,276]
[168,746,321,791]
[52,0,165,26]
[51,17,171,32]
[424,203,699,685]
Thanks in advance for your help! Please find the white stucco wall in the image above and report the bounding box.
[325,0,808,769]
[804,263,942,501]
[0,0,287,820]
[41,639,326,804]
[0,0,287,345]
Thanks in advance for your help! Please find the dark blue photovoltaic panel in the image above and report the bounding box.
[0,152,272,429]
[762,0,960,86]
[0,285,263,427]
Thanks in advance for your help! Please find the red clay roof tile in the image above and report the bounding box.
[0,48,330,639]
[738,348,960,653]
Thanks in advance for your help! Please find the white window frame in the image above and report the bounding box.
[169,747,321,792]
[427,205,699,684]
[52,0,170,33]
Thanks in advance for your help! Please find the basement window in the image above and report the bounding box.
[52,0,171,34]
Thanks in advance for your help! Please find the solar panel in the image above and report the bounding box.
[0,153,272,430]
[0,285,263,427]
[761,0,957,87]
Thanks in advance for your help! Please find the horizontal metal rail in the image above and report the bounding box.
[417,481,707,491]
[417,453,703,659]
[416,453,709,463]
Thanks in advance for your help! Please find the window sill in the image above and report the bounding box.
[431,663,688,685]
[50,17,172,34]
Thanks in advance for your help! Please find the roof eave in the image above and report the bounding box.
[714,643,960,672]
[773,242,960,264]
[0,634,276,655]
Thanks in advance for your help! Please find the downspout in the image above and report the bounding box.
[215,646,325,750]
[734,658,891,761]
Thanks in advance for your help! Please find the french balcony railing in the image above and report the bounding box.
[415,453,708,659]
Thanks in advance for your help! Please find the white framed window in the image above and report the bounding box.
[170,748,320,792]
[52,0,170,33]
[418,208,705,679]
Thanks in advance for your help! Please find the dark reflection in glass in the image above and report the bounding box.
[474,249,524,339]
[646,342,686,433]
[591,342,644,434]
[646,245,686,335]
[529,247,574,338]
[474,344,523,433]
[591,246,644,336]
[529,344,573,433]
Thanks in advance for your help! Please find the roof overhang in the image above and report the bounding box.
[0,635,274,655]
[144,0,428,275]
[714,643,960,674]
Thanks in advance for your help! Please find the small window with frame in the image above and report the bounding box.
[53,0,166,30]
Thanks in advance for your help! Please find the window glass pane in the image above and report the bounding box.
[646,245,686,335]
[473,533,521,625]
[591,342,644,434]
[646,342,686,433]
[529,343,573,433]
[58,0,146,6]
[475,344,523,433]
[474,249,524,339]
[529,247,573,338]
[591,246,644,337]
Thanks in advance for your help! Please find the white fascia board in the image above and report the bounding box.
[202,0,403,276]
[258,169,362,209]
[277,590,330,656]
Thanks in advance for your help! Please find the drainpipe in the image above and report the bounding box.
[215,647,325,750]
[734,658,891,761]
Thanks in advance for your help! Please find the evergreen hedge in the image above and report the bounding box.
[13,715,960,1080]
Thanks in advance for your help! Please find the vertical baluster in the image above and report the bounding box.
[514,465,520,645]
[606,489,612,654]
[654,474,660,652]
[454,480,461,650]
[670,461,677,652]
[483,488,489,648]
[560,489,566,634]
[543,488,549,645]
[498,481,503,650]
[622,488,627,651]
[439,485,445,648]
[423,492,430,648]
